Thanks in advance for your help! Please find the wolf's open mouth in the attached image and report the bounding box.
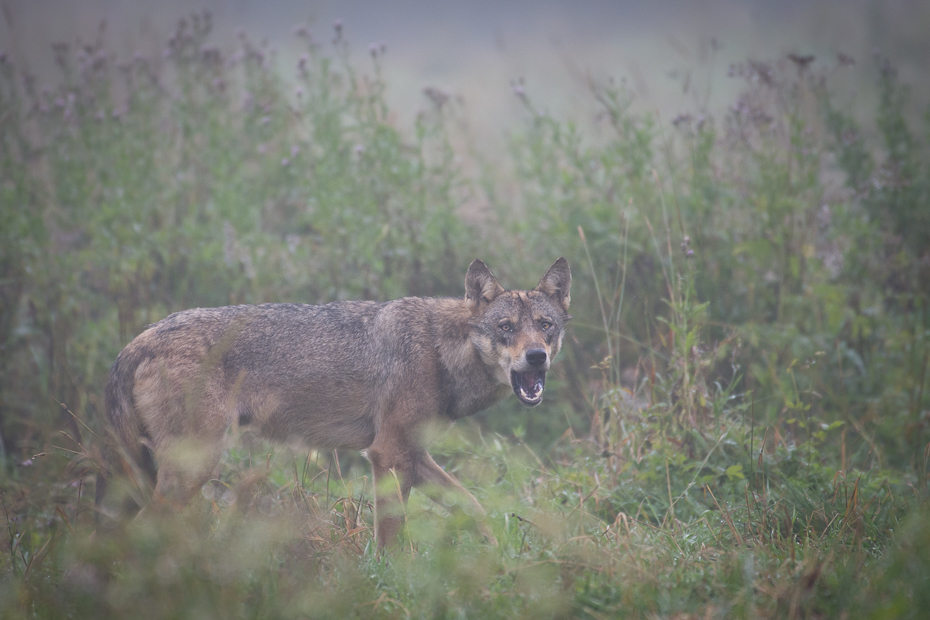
[511,370,546,407]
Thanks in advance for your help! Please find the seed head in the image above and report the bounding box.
[837,52,855,67]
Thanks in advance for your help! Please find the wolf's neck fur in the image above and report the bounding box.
[429,298,509,419]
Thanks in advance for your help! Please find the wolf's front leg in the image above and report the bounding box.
[414,452,498,545]
[365,444,415,549]
[367,447,497,548]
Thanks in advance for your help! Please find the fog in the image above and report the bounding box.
[3,0,928,139]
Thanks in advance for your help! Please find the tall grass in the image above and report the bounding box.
[1,11,929,619]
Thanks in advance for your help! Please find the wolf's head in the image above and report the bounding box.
[465,258,572,407]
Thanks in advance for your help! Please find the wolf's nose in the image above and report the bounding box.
[526,348,548,367]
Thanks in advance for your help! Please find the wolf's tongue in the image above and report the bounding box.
[511,370,545,404]
[520,372,538,395]
[516,371,544,397]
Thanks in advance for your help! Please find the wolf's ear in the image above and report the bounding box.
[536,257,571,313]
[465,259,505,312]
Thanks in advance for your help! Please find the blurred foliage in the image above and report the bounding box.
[1,11,929,620]
[0,12,468,456]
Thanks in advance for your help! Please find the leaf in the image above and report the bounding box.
[725,464,745,481]
[844,347,867,376]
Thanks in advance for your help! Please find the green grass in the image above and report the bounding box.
[1,11,929,619]
[1,420,925,618]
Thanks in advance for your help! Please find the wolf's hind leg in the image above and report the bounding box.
[148,437,224,512]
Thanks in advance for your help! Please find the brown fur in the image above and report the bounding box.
[97,258,571,547]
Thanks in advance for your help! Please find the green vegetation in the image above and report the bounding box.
[2,12,929,619]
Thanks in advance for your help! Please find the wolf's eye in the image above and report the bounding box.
[499,322,512,332]
[540,321,552,331]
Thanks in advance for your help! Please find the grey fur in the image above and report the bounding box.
[98,258,571,547]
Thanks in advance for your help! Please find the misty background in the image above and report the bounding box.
[3,3,930,615]
[3,0,929,146]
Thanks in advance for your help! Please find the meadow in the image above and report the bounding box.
[1,11,929,618]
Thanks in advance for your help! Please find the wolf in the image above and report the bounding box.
[96,258,571,547]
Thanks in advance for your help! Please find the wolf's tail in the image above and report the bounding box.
[96,345,157,526]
